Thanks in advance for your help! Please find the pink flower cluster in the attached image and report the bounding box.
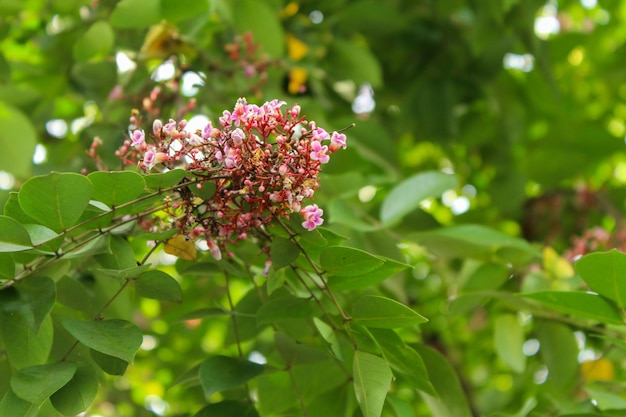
[118,98,347,258]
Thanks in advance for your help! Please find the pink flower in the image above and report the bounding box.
[329,132,347,152]
[131,129,145,147]
[142,150,168,170]
[231,128,246,145]
[202,121,214,139]
[207,239,222,261]
[310,141,329,164]
[301,204,324,231]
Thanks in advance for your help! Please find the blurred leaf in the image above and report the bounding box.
[353,351,392,417]
[18,173,93,233]
[320,246,384,276]
[110,0,160,28]
[135,270,183,303]
[233,0,284,58]
[87,171,146,207]
[0,390,38,417]
[494,314,526,373]
[575,250,626,309]
[416,345,473,417]
[161,0,211,23]
[199,355,264,397]
[583,383,626,410]
[0,215,32,252]
[11,362,77,405]
[193,401,260,417]
[352,295,427,328]
[411,224,539,264]
[380,171,456,226]
[328,257,410,290]
[536,321,579,393]
[521,291,623,325]
[327,39,383,87]
[257,296,315,325]
[50,364,98,415]
[0,253,14,279]
[62,319,142,362]
[270,237,299,270]
[0,102,36,178]
[90,349,128,375]
[73,21,115,61]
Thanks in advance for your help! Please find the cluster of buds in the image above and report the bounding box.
[564,226,626,261]
[117,98,347,260]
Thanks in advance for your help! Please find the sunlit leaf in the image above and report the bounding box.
[233,0,284,58]
[110,0,160,28]
[11,362,77,405]
[62,319,142,363]
[380,171,456,226]
[575,249,626,309]
[164,234,197,260]
[135,270,182,303]
[73,21,115,61]
[199,355,264,397]
[536,321,579,392]
[18,173,93,232]
[352,295,427,328]
[353,351,392,417]
[0,102,36,178]
[522,291,623,325]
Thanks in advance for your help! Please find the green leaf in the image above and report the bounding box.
[0,275,56,332]
[97,264,152,280]
[87,171,146,207]
[270,237,299,270]
[11,362,77,405]
[411,224,540,264]
[110,0,161,28]
[257,296,315,325]
[18,173,93,232]
[522,291,623,324]
[415,345,473,417]
[494,314,526,373]
[0,252,14,279]
[95,235,136,270]
[313,318,343,361]
[380,171,456,226]
[0,102,37,178]
[327,39,383,88]
[161,0,211,23]
[73,21,115,61]
[199,355,264,397]
[328,257,410,290]
[144,169,187,189]
[233,0,284,58]
[90,349,129,375]
[23,224,62,252]
[0,215,33,252]
[135,270,183,303]
[0,314,53,368]
[50,364,98,415]
[193,401,260,417]
[0,390,38,417]
[62,319,142,362]
[320,246,384,276]
[575,250,626,309]
[353,351,392,417]
[536,321,579,392]
[369,328,435,395]
[352,295,428,328]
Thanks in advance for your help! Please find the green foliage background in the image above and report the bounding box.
[3,0,626,416]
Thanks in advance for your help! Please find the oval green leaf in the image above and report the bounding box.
[11,362,77,405]
[135,270,183,303]
[352,295,428,328]
[320,246,384,277]
[50,364,98,415]
[144,169,187,190]
[328,257,410,290]
[0,102,36,178]
[199,355,264,397]
[353,351,392,417]
[0,389,39,417]
[575,249,626,309]
[233,0,284,58]
[62,319,142,363]
[73,21,115,61]
[0,215,32,252]
[380,171,456,226]
[88,171,146,207]
[494,314,526,373]
[18,172,93,232]
[270,237,299,270]
[110,0,160,28]
[522,291,623,325]
[257,296,315,325]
